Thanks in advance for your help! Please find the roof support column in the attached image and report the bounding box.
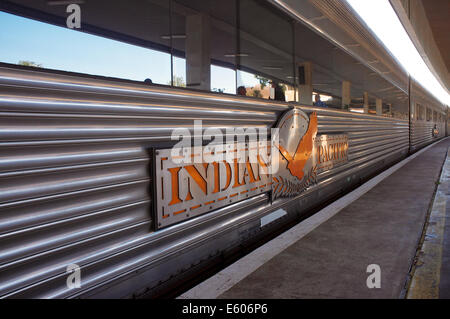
[363,92,369,114]
[376,98,383,116]
[298,62,313,106]
[186,13,211,91]
[342,80,351,109]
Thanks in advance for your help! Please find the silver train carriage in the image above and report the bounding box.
[0,0,447,298]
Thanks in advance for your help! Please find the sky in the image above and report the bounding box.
[0,11,260,94]
[0,11,171,84]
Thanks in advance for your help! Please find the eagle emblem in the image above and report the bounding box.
[272,109,318,198]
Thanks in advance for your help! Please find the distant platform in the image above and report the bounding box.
[180,138,450,299]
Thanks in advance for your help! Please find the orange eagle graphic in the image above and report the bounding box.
[277,112,318,180]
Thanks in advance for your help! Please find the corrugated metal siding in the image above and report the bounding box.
[410,80,447,151]
[410,120,445,151]
[0,66,283,298]
[0,66,410,298]
[314,110,409,184]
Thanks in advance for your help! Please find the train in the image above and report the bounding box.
[0,0,448,298]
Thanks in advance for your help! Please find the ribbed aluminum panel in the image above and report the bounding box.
[0,66,410,298]
[0,66,282,298]
[410,120,445,151]
[410,80,447,151]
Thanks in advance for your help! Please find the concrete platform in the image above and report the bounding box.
[407,143,450,298]
[180,138,450,299]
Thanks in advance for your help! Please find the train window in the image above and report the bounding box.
[237,0,295,102]
[420,104,426,121]
[0,1,172,85]
[171,0,237,93]
[426,108,432,121]
[172,56,187,87]
[237,70,270,99]
[170,57,237,93]
[211,64,237,94]
[433,111,438,122]
[0,0,435,114]
[292,8,409,116]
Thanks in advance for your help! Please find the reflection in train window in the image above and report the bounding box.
[426,108,432,121]
[211,65,236,95]
[238,0,295,102]
[237,70,270,99]
[171,0,237,93]
[172,56,187,87]
[0,1,172,85]
[0,0,426,119]
[416,104,421,120]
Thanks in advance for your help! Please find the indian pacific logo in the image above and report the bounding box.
[272,109,319,198]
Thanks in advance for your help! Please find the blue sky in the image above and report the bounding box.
[0,11,171,83]
[0,11,259,94]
